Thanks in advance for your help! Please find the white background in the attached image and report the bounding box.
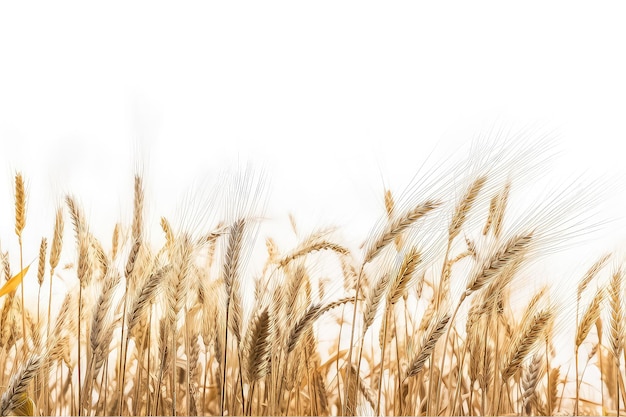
[1,2,626,280]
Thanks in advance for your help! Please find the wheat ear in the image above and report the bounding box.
[406,314,451,379]
[364,200,439,264]
[501,310,551,382]
[277,241,349,268]
[0,355,43,417]
[576,287,605,347]
[522,353,542,415]
[244,307,272,382]
[449,175,487,242]
[287,297,355,353]
[577,253,611,298]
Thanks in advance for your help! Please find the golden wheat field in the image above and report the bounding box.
[0,140,624,417]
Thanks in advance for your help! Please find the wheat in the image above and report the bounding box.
[501,310,551,382]
[364,200,439,264]
[36,238,47,287]
[132,175,144,242]
[449,175,487,242]
[90,268,121,354]
[386,246,421,306]
[577,254,611,298]
[244,307,272,382]
[0,355,43,416]
[406,314,450,378]
[49,207,64,270]
[362,273,391,335]
[0,145,622,416]
[287,297,355,353]
[223,219,245,342]
[14,173,26,239]
[127,265,170,334]
[465,232,533,298]
[277,241,349,268]
[609,267,624,359]
[522,353,542,415]
[576,287,604,347]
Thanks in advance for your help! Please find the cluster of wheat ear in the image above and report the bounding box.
[0,147,624,416]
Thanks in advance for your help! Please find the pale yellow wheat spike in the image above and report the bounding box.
[577,253,611,298]
[576,287,605,347]
[385,189,404,250]
[501,309,551,382]
[386,246,421,307]
[287,296,355,353]
[288,212,298,236]
[0,355,43,417]
[1,251,10,281]
[37,238,47,287]
[111,222,120,260]
[362,273,391,336]
[222,218,245,342]
[265,237,279,262]
[14,172,26,238]
[483,193,499,236]
[522,353,543,415]
[364,200,439,264]
[244,307,272,382]
[492,178,511,238]
[519,286,548,327]
[49,206,64,273]
[465,232,533,299]
[132,174,144,242]
[547,367,560,415]
[384,189,394,217]
[277,240,349,268]
[160,217,175,251]
[406,314,450,378]
[449,175,487,242]
[90,235,108,278]
[609,267,624,359]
